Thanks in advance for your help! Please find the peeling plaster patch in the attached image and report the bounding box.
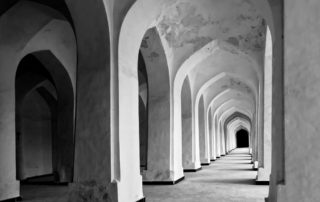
[237,14,253,22]
[245,86,251,93]
[225,78,253,95]
[157,2,211,49]
[187,36,213,52]
[181,13,205,29]
[237,17,266,52]
[148,51,160,61]
[238,0,256,13]
[226,37,239,47]
[221,84,229,90]
[219,43,240,55]
[141,37,149,49]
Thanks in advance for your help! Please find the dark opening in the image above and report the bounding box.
[236,129,249,148]
[138,51,149,172]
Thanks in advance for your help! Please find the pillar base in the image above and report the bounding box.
[0,180,20,202]
[143,176,185,185]
[143,168,184,183]
[266,183,286,202]
[1,196,22,202]
[201,163,210,166]
[143,167,184,181]
[256,180,269,185]
[252,161,259,170]
[183,161,201,172]
[184,167,202,172]
[200,158,211,165]
[256,168,270,185]
[137,197,146,202]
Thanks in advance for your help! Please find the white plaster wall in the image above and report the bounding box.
[267,0,284,200]
[274,0,320,201]
[139,28,174,182]
[117,3,184,197]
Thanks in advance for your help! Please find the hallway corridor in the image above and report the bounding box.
[144,148,268,202]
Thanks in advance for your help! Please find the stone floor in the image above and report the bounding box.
[19,148,268,202]
[143,148,269,202]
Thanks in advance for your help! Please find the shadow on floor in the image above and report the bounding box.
[194,178,256,185]
[20,185,69,202]
[220,158,252,161]
[223,155,252,158]
[216,162,253,165]
[218,168,254,171]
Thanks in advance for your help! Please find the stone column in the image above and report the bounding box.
[256,26,272,185]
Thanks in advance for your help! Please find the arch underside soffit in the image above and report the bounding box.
[225,112,252,133]
[120,0,270,98]
[228,118,251,136]
[224,111,251,127]
[215,101,255,139]
[209,90,255,118]
[218,105,255,142]
[213,99,255,129]
[202,78,256,115]
[218,104,255,129]
[229,118,251,149]
[198,72,257,110]
[225,113,252,141]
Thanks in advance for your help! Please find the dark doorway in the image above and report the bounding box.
[236,129,249,148]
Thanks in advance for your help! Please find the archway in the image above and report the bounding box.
[236,129,249,148]
[0,2,78,199]
[224,112,252,153]
[138,27,172,182]
[227,118,251,152]
[15,52,75,184]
